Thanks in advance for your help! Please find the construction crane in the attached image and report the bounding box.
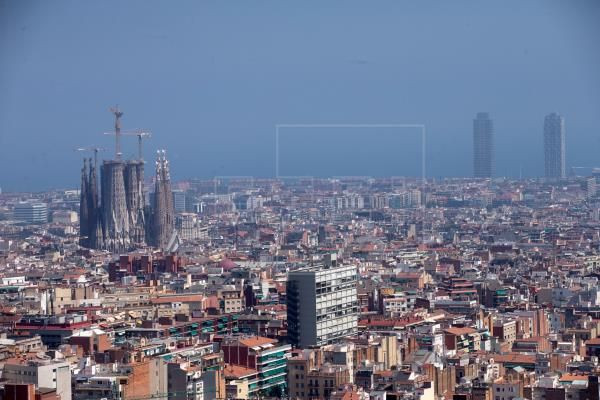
[570,166,594,177]
[104,130,152,161]
[109,105,124,160]
[75,146,105,169]
[132,130,152,161]
[103,108,152,162]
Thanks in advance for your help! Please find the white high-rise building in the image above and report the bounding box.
[14,202,48,224]
[287,254,358,348]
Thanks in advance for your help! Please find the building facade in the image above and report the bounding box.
[222,336,291,398]
[2,358,71,400]
[287,254,359,348]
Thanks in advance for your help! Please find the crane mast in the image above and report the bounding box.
[103,107,151,162]
[109,105,124,160]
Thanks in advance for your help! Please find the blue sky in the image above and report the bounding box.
[1,0,600,190]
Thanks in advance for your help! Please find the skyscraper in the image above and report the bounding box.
[286,254,358,348]
[473,112,494,178]
[544,112,565,179]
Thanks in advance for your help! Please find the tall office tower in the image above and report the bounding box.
[100,160,131,253]
[124,161,146,245]
[149,150,175,249]
[544,112,566,179]
[473,112,494,178]
[287,254,358,348]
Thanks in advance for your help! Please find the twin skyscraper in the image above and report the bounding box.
[473,112,566,179]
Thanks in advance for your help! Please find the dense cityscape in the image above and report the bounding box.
[1,106,600,399]
[3,0,600,399]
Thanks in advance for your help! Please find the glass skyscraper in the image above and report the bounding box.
[473,112,494,178]
[544,112,566,179]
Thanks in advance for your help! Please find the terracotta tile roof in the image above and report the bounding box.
[514,336,545,343]
[444,327,477,336]
[238,336,277,348]
[559,374,589,382]
[151,295,205,304]
[396,273,421,279]
[489,353,536,364]
[224,364,257,379]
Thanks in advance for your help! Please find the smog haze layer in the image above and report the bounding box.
[1,0,600,191]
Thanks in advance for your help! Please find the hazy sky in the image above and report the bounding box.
[1,0,600,191]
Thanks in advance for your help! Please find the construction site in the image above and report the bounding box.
[79,107,177,253]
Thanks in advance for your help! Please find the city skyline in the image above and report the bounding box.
[0,107,591,193]
[2,1,600,190]
[3,3,600,400]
